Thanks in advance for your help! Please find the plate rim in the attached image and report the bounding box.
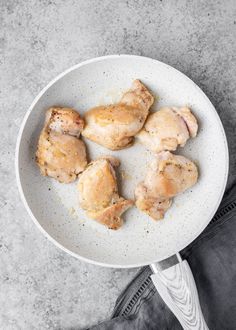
[15,54,229,268]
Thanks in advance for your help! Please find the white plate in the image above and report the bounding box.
[16,55,228,268]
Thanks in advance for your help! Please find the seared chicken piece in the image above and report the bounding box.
[78,157,133,229]
[137,107,198,152]
[135,151,198,220]
[36,107,87,183]
[46,107,84,137]
[82,80,154,150]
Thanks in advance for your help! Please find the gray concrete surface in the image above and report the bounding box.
[1,0,236,329]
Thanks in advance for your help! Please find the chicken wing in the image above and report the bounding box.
[36,107,87,183]
[137,107,198,152]
[82,80,154,150]
[135,151,198,220]
[78,157,133,229]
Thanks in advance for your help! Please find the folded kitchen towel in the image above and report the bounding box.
[89,182,236,330]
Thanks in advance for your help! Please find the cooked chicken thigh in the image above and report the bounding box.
[137,107,198,152]
[78,157,133,229]
[46,107,84,137]
[82,80,154,150]
[36,107,87,183]
[135,151,198,220]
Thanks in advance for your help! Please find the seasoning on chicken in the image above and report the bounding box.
[135,151,198,220]
[137,107,198,152]
[78,156,133,229]
[82,80,154,150]
[36,107,87,183]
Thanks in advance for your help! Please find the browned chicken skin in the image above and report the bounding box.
[135,151,198,220]
[36,107,87,183]
[82,80,154,150]
[77,157,133,229]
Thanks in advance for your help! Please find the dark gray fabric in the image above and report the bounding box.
[90,183,236,330]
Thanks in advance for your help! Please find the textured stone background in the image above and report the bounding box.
[0,0,236,329]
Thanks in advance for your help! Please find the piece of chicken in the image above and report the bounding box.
[78,157,133,229]
[135,151,198,220]
[36,107,87,183]
[82,80,154,150]
[137,107,198,152]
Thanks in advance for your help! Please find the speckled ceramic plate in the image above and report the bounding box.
[16,55,228,268]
